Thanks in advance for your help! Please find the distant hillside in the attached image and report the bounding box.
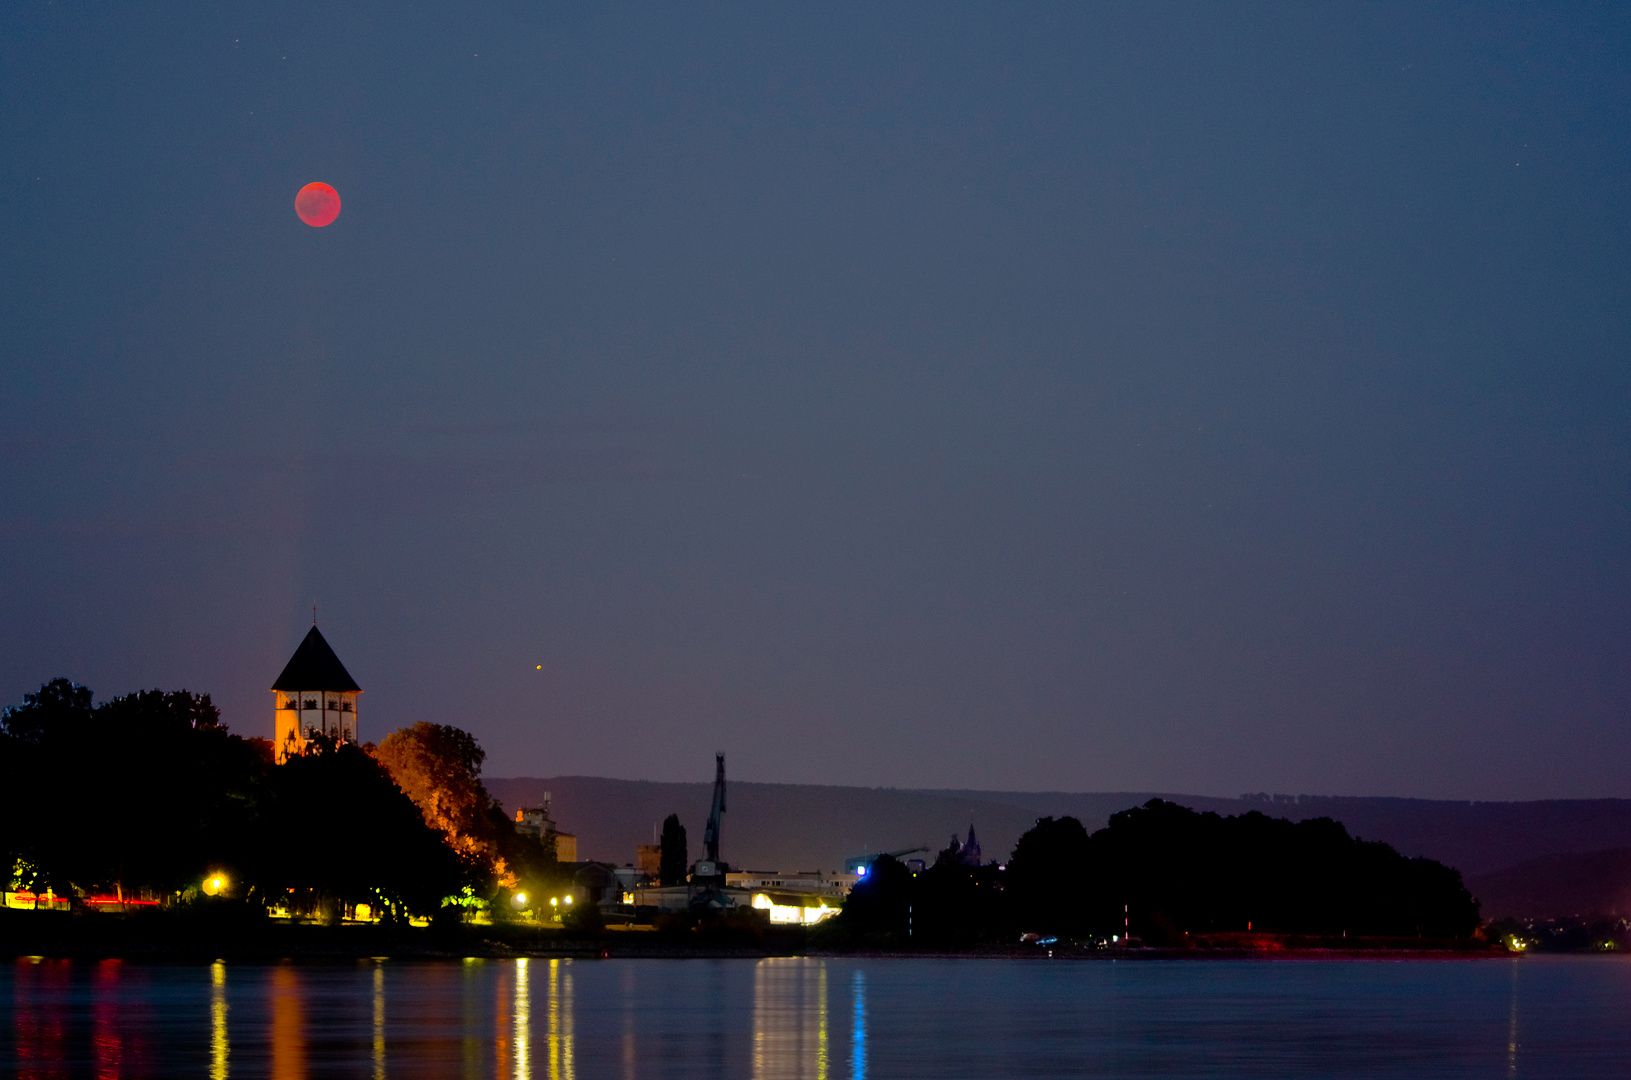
[485,776,1094,873]
[484,776,1631,880]
[1467,849,1631,920]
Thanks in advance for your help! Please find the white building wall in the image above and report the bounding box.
[274,690,359,762]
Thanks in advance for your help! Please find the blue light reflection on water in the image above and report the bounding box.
[851,969,866,1080]
[5,954,1631,1078]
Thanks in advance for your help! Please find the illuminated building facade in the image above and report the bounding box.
[732,872,854,924]
[726,871,856,903]
[512,793,578,862]
[271,625,362,763]
[947,825,982,867]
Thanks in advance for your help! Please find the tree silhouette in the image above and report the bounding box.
[659,813,688,886]
[1,680,265,897]
[837,854,914,938]
[0,681,480,917]
[1007,815,1093,936]
[251,739,463,918]
[1072,799,1480,939]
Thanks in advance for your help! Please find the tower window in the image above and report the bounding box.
[340,701,352,712]
[304,699,317,710]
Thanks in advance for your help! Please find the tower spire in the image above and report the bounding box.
[272,622,361,763]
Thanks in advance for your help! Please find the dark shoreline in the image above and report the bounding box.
[1,912,1506,963]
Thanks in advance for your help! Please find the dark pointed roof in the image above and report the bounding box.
[271,626,361,692]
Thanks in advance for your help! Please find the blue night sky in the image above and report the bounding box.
[3,3,1629,798]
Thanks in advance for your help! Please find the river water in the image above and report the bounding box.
[4,954,1628,1078]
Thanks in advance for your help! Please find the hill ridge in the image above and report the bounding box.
[484,776,1631,880]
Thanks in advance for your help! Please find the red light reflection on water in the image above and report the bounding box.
[92,959,124,1079]
[13,958,69,1080]
[495,964,511,1078]
[13,956,153,1080]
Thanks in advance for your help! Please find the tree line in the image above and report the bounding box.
[1,679,1483,940]
[840,798,1481,945]
[0,679,559,921]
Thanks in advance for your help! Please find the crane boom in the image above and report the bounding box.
[702,752,726,864]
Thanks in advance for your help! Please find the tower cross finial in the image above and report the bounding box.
[313,601,317,626]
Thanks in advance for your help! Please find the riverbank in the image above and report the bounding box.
[1,910,1508,961]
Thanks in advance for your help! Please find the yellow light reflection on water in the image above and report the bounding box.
[373,963,386,1080]
[515,958,531,1080]
[465,957,486,1078]
[1507,960,1520,1079]
[547,958,575,1080]
[210,961,229,1080]
[753,957,828,1080]
[499,956,575,1080]
[270,965,305,1080]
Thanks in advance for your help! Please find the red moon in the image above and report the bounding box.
[295,182,341,227]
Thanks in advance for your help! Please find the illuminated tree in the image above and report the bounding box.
[375,722,500,862]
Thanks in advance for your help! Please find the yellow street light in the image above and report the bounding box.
[202,873,228,897]
[513,892,528,908]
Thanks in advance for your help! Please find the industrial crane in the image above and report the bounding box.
[690,754,730,907]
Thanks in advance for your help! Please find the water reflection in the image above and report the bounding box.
[10,954,1609,1078]
[850,969,865,1080]
[496,959,512,1077]
[621,964,637,1080]
[211,961,229,1080]
[373,963,386,1080]
[752,958,828,1080]
[514,958,530,1080]
[546,958,574,1080]
[464,958,485,1079]
[93,959,124,1076]
[270,965,305,1080]
[1506,960,1519,1079]
[13,958,68,1078]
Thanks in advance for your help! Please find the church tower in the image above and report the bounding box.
[271,624,362,763]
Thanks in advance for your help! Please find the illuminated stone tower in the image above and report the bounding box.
[271,624,361,763]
